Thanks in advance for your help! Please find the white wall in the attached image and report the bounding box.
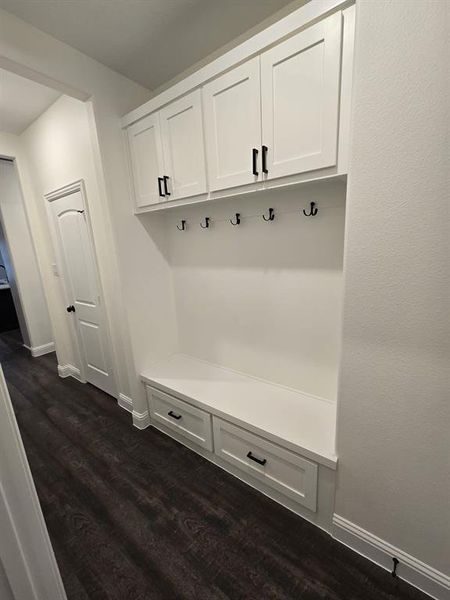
[166,180,346,400]
[0,8,178,411]
[335,0,450,578]
[0,156,52,350]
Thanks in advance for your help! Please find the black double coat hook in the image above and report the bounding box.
[262,208,275,221]
[303,202,318,217]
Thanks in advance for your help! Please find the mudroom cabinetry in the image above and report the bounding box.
[124,6,354,212]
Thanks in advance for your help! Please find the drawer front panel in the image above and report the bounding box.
[213,417,317,511]
[148,387,213,451]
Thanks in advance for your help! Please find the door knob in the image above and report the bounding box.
[66,305,75,313]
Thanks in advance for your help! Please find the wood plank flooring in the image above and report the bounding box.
[1,330,431,600]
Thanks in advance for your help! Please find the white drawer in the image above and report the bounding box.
[213,417,318,512]
[147,387,213,451]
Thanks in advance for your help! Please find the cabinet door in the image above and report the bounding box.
[127,112,165,208]
[261,12,342,180]
[203,57,262,191]
[160,89,207,200]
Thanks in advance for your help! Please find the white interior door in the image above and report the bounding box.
[203,57,262,191]
[261,12,342,179]
[160,89,207,200]
[128,112,165,207]
[50,188,115,396]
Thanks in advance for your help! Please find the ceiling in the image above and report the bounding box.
[0,0,304,91]
[0,68,61,135]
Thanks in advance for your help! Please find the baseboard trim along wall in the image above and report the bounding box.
[118,393,133,413]
[57,364,84,382]
[132,410,151,430]
[24,342,55,357]
[333,515,450,600]
[119,395,150,429]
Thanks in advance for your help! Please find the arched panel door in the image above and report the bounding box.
[49,187,115,396]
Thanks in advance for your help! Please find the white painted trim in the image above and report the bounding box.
[118,393,133,413]
[0,366,67,600]
[122,0,352,127]
[24,342,55,357]
[44,179,86,203]
[333,515,450,600]
[57,364,84,382]
[132,410,151,430]
[57,364,70,378]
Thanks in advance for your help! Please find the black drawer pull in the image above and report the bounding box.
[157,177,165,197]
[247,451,267,466]
[252,148,259,176]
[262,145,268,174]
[163,175,171,196]
[168,410,182,420]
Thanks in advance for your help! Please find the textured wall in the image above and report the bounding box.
[335,0,450,575]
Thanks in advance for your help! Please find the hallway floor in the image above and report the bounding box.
[1,330,430,600]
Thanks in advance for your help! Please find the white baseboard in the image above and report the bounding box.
[57,364,84,382]
[333,515,450,600]
[118,395,150,430]
[24,342,55,357]
[132,410,151,430]
[118,393,133,413]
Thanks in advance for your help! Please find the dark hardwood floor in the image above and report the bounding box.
[1,329,430,600]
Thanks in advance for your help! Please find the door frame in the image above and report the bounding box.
[45,179,118,397]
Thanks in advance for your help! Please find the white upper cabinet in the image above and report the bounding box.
[160,89,207,200]
[203,58,262,191]
[128,90,207,208]
[127,112,165,208]
[124,5,354,212]
[260,12,342,180]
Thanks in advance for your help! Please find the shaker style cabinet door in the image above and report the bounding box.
[203,57,262,191]
[127,112,165,208]
[159,89,207,200]
[260,12,342,180]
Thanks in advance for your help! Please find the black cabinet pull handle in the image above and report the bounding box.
[66,305,75,313]
[252,148,259,176]
[158,177,165,197]
[163,175,171,196]
[262,145,268,174]
[247,451,267,466]
[168,410,182,420]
